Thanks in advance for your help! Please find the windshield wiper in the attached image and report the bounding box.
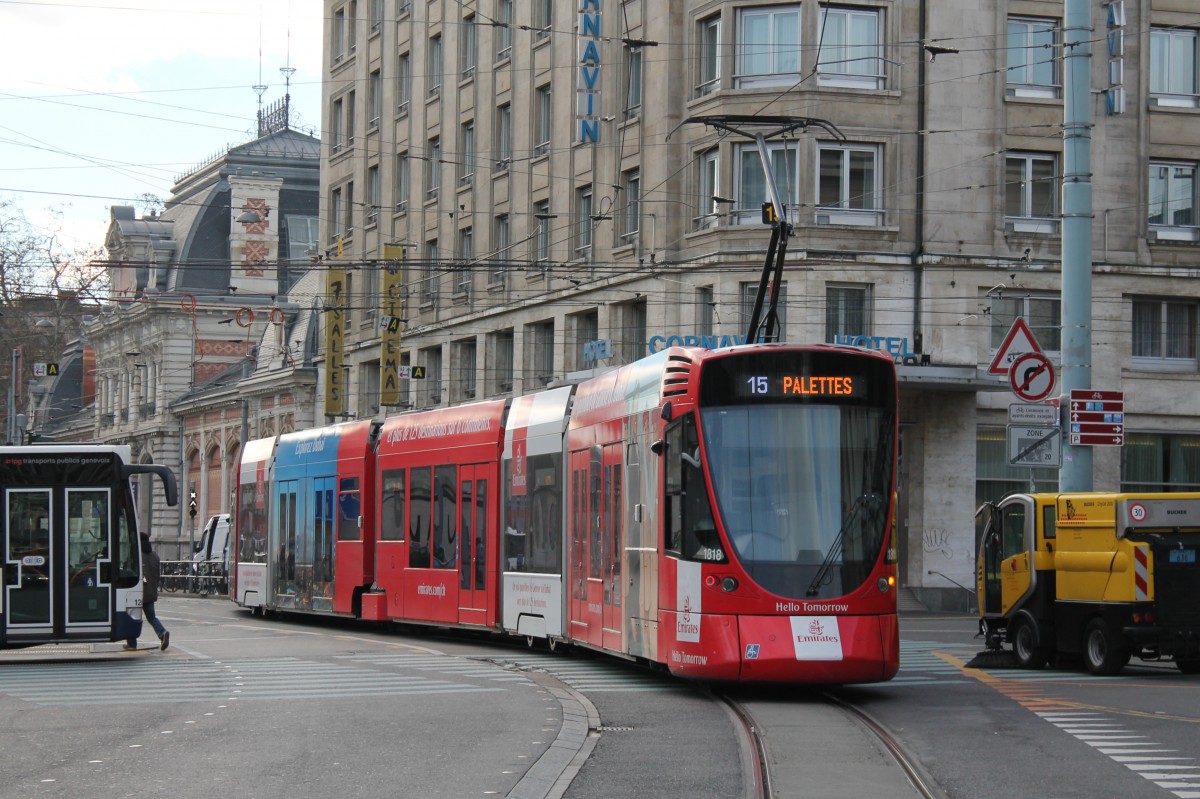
[806,493,882,597]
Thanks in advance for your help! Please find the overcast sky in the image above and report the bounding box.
[0,0,323,253]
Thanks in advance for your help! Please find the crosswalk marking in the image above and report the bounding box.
[337,651,686,693]
[0,657,507,706]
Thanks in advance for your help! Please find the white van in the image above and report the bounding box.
[192,513,230,594]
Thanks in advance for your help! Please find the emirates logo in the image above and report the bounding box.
[808,619,824,636]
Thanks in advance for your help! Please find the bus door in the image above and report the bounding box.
[601,443,624,652]
[4,487,116,640]
[458,464,491,625]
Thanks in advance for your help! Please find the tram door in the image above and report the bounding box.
[4,487,116,639]
[458,464,491,625]
[569,447,605,647]
[601,443,623,652]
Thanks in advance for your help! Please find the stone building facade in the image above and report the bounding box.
[314,0,1200,609]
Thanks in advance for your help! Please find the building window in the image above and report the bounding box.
[397,52,411,115]
[816,142,882,226]
[1148,161,1198,241]
[428,34,443,97]
[359,361,381,417]
[575,185,593,257]
[527,320,555,386]
[495,103,512,170]
[331,187,343,239]
[1007,16,1060,98]
[1150,27,1199,107]
[491,214,510,284]
[618,298,647,363]
[624,47,643,120]
[331,98,344,154]
[369,0,382,33]
[697,14,721,97]
[422,239,439,304]
[285,215,320,262]
[1122,433,1200,492]
[496,0,513,61]
[535,84,552,156]
[534,0,552,40]
[620,169,640,243]
[395,152,409,211]
[454,338,478,399]
[741,282,788,342]
[456,227,474,295]
[426,136,440,200]
[347,0,358,53]
[1004,152,1059,234]
[696,286,714,336]
[736,5,801,88]
[345,91,356,148]
[491,328,514,393]
[990,294,1061,354]
[368,69,382,128]
[461,15,477,79]
[1132,298,1197,369]
[735,141,797,225]
[458,121,475,185]
[422,346,443,405]
[695,149,720,230]
[333,6,347,63]
[344,182,355,236]
[825,285,870,342]
[817,6,884,89]
[366,165,380,226]
[534,200,551,269]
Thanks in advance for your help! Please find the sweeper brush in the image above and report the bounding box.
[965,648,1019,669]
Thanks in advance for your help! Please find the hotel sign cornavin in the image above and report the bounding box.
[577,0,602,143]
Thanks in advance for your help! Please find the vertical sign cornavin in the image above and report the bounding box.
[577,0,601,143]
[324,266,346,417]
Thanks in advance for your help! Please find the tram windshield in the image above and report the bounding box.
[697,351,895,600]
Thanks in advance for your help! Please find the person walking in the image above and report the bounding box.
[126,532,170,651]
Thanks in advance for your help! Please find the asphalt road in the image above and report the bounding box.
[2,601,1198,799]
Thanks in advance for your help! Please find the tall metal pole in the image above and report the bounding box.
[1059,0,1094,491]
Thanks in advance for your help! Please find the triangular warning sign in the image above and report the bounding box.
[988,317,1044,375]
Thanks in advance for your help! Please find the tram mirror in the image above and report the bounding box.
[650,439,665,456]
[661,402,673,421]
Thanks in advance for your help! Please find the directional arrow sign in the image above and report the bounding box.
[1068,389,1124,446]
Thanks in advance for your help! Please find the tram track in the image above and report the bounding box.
[715,688,947,799]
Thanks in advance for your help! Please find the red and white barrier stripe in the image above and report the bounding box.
[1133,545,1149,601]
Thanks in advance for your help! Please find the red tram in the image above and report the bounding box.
[231,344,900,683]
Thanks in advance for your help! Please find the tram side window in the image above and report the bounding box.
[664,413,724,562]
[434,465,458,569]
[238,480,268,563]
[338,477,361,540]
[67,490,109,571]
[10,491,51,558]
[410,467,432,568]
[381,468,406,541]
[503,452,563,573]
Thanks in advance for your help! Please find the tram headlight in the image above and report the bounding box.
[720,576,739,592]
[877,576,893,593]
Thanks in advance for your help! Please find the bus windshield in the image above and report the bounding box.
[701,402,893,599]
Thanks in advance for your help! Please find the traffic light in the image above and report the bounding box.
[189,492,197,519]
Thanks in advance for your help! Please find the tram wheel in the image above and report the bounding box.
[1177,659,1200,675]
